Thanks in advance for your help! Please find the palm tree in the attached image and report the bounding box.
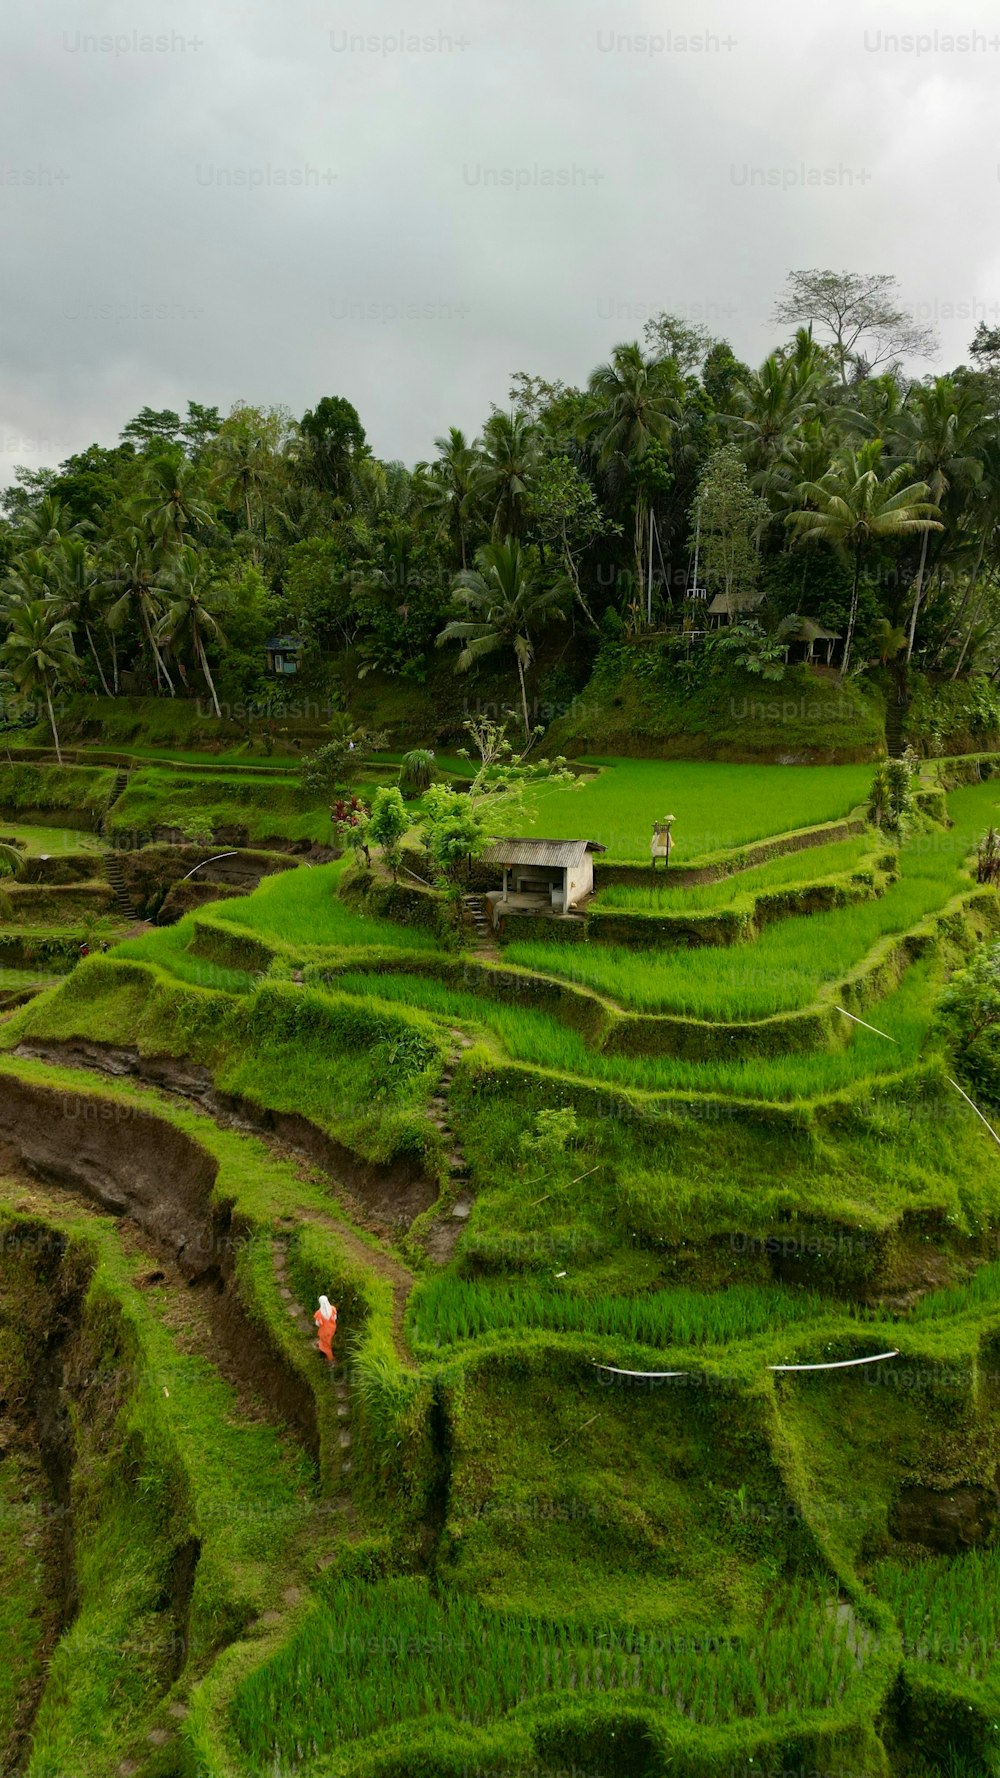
[348,455,414,526]
[131,450,216,546]
[56,538,113,697]
[728,339,824,494]
[16,494,87,548]
[416,428,478,568]
[209,422,283,560]
[870,617,908,666]
[889,377,989,660]
[582,343,680,605]
[0,600,77,762]
[155,547,229,718]
[1,547,64,608]
[787,442,942,676]
[103,527,175,693]
[949,432,1000,677]
[436,538,569,745]
[474,412,540,541]
[769,417,839,518]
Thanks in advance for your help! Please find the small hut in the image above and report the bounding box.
[706,590,766,628]
[481,838,606,920]
[777,615,841,666]
[265,635,303,676]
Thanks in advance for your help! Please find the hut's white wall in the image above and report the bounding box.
[565,855,594,907]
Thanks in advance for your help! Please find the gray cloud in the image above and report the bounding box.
[2,0,999,483]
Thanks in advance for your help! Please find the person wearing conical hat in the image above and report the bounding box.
[313,1295,337,1363]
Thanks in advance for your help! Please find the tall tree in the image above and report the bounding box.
[119,406,183,452]
[298,396,368,497]
[209,404,291,560]
[641,311,715,375]
[691,446,770,614]
[437,538,569,744]
[131,450,216,547]
[416,427,478,568]
[948,431,1000,677]
[156,547,229,718]
[727,338,826,495]
[889,376,989,660]
[104,527,175,693]
[0,600,77,762]
[527,453,611,629]
[772,270,938,386]
[57,537,113,696]
[583,342,681,610]
[475,412,540,541]
[15,494,87,548]
[787,442,942,675]
[179,401,223,458]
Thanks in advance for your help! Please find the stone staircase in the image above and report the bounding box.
[101,767,130,830]
[100,769,140,921]
[461,892,491,943]
[103,850,139,922]
[422,1034,476,1259]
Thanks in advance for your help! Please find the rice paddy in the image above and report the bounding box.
[517,758,873,862]
[113,916,263,992]
[407,1274,841,1350]
[0,821,105,855]
[592,833,873,912]
[228,1573,869,1770]
[906,1259,1000,1323]
[209,860,441,953]
[872,1548,1000,1684]
[507,781,1000,1018]
[5,746,1000,1777]
[333,958,937,1100]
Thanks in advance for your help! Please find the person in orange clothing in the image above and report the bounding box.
[313,1295,338,1363]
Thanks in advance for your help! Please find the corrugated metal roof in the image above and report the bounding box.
[480,837,605,868]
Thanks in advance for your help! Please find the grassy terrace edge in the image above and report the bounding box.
[178,876,1000,1071]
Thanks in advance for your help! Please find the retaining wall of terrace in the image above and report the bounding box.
[186,877,1000,1067]
[590,816,868,887]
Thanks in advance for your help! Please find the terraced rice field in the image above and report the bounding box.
[229,1573,870,1771]
[507,782,1000,1017]
[516,758,873,861]
[3,751,1000,1777]
[592,833,873,911]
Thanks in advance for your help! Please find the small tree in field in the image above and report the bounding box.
[977,827,1000,886]
[690,445,769,618]
[367,786,409,880]
[938,943,1000,1095]
[331,795,370,864]
[457,715,578,814]
[412,718,579,939]
[300,718,387,798]
[0,601,78,764]
[420,785,485,875]
[868,745,918,834]
[399,748,436,798]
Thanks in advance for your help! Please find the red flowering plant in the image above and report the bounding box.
[331,796,371,866]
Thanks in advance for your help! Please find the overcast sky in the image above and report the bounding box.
[2,0,999,484]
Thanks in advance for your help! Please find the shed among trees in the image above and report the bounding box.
[481,837,605,915]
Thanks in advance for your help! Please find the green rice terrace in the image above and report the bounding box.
[7,742,1000,1778]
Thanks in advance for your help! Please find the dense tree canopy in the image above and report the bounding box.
[5,267,1000,735]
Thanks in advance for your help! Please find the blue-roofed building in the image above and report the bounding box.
[265,635,303,675]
